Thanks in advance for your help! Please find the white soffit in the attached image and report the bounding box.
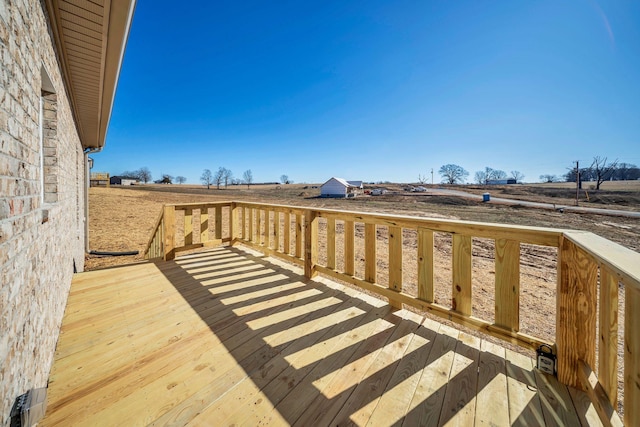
[45,0,136,149]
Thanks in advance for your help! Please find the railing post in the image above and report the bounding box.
[304,210,318,279]
[625,285,640,426]
[163,205,176,261]
[556,236,597,388]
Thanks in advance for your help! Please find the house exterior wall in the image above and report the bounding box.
[0,1,85,422]
[321,178,348,197]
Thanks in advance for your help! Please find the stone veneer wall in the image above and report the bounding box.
[0,0,85,423]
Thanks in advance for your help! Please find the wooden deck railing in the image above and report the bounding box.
[144,201,639,426]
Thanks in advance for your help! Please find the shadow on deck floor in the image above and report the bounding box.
[41,246,602,426]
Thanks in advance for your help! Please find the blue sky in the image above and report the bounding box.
[95,0,640,184]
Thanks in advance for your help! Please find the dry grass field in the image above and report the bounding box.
[86,183,638,414]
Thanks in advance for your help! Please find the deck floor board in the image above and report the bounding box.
[41,246,603,426]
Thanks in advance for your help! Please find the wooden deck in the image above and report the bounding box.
[41,246,603,426]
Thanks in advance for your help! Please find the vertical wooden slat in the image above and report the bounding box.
[283,211,290,254]
[215,206,222,240]
[364,223,376,283]
[344,220,354,276]
[200,208,209,243]
[452,234,472,315]
[417,228,434,302]
[256,209,263,245]
[388,226,402,309]
[248,208,254,243]
[625,285,640,427]
[556,237,597,388]
[599,267,618,407]
[495,239,520,331]
[326,218,336,270]
[229,204,236,243]
[265,210,271,249]
[295,213,303,258]
[163,206,175,261]
[184,209,193,246]
[274,211,281,252]
[304,210,318,278]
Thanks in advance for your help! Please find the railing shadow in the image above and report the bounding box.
[151,245,585,426]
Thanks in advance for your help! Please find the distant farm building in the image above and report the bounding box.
[110,176,138,186]
[487,179,517,185]
[90,172,110,187]
[321,177,362,198]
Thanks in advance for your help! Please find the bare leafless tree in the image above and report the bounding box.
[200,169,213,189]
[243,169,253,189]
[590,156,618,190]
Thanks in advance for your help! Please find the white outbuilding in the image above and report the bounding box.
[320,177,361,198]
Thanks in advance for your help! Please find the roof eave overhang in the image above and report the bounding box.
[44,0,137,150]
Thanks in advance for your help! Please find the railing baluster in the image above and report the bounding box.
[274,210,280,252]
[215,206,222,240]
[163,206,175,261]
[184,208,193,246]
[296,213,302,258]
[200,208,209,243]
[452,234,472,315]
[599,266,618,407]
[327,218,336,270]
[365,223,376,283]
[388,226,402,309]
[417,228,434,303]
[265,210,271,249]
[304,209,318,278]
[284,211,290,254]
[248,207,254,243]
[256,209,263,245]
[495,239,520,331]
[344,220,354,276]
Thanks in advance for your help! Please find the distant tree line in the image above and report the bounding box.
[561,157,639,189]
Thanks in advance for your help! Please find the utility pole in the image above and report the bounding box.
[575,160,579,206]
[431,168,434,185]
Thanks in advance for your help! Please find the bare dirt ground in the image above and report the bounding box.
[87,183,637,415]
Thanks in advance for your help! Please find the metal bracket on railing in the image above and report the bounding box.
[536,344,557,376]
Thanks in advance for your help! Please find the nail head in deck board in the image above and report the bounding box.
[439,331,481,426]
[475,340,509,426]
[505,348,545,427]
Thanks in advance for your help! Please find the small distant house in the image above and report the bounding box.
[321,177,362,198]
[487,179,517,185]
[110,176,138,186]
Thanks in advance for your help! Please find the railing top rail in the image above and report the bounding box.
[564,230,640,291]
[233,200,564,247]
[169,201,234,210]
